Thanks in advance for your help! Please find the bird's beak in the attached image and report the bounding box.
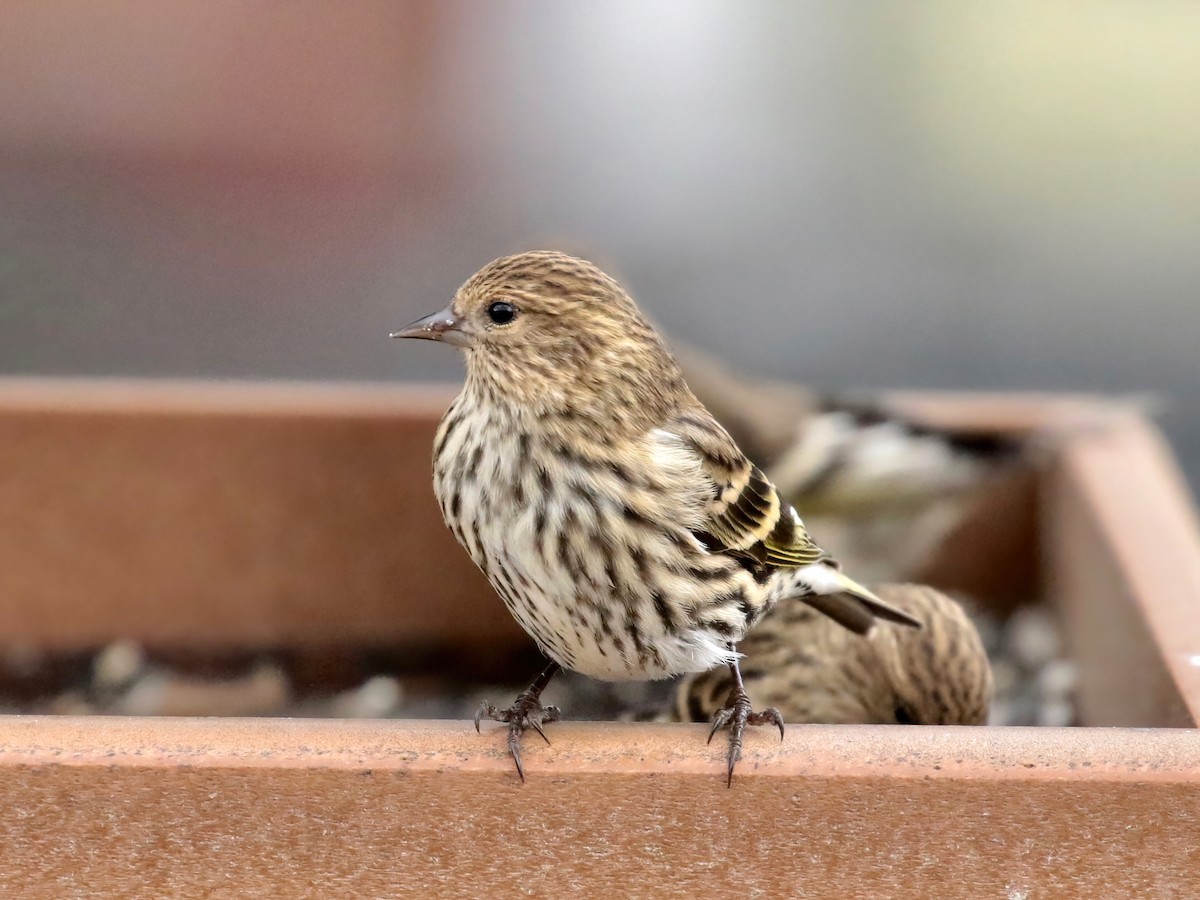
[390,306,472,348]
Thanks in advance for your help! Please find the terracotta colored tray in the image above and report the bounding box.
[0,379,1198,895]
[1,717,1197,897]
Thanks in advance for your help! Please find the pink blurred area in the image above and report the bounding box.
[0,2,453,171]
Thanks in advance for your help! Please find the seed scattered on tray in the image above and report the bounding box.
[0,595,1072,727]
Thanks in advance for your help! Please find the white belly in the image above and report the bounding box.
[432,399,744,681]
[478,509,739,680]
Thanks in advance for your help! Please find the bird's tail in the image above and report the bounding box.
[793,565,924,636]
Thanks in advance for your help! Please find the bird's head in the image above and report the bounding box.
[393,251,691,426]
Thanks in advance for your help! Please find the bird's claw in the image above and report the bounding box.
[706,687,785,787]
[474,692,561,782]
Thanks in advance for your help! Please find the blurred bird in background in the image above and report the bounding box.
[673,342,1019,517]
[672,342,1027,584]
[669,582,993,727]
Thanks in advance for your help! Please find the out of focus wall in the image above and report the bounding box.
[0,2,452,166]
[1,2,1197,483]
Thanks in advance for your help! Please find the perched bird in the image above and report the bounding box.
[672,582,992,726]
[392,251,920,784]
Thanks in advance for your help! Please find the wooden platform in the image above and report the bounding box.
[0,379,1197,895]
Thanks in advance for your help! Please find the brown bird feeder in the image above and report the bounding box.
[0,379,1197,896]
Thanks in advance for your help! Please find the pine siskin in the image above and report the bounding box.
[672,582,992,726]
[392,251,921,783]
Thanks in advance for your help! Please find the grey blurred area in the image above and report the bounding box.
[1,2,1197,484]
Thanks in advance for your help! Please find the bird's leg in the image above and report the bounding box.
[474,660,562,782]
[706,645,785,786]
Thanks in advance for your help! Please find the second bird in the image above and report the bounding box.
[393,251,921,783]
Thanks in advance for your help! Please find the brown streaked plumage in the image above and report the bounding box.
[673,582,992,726]
[393,250,921,783]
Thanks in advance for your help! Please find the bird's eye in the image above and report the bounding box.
[486,301,516,325]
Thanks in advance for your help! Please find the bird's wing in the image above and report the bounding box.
[660,411,827,568]
[651,410,924,634]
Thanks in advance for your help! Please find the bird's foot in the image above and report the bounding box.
[706,686,785,786]
[474,688,561,782]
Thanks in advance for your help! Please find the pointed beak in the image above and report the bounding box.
[389,306,472,348]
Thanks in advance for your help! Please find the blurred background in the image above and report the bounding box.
[2,1,1198,485]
